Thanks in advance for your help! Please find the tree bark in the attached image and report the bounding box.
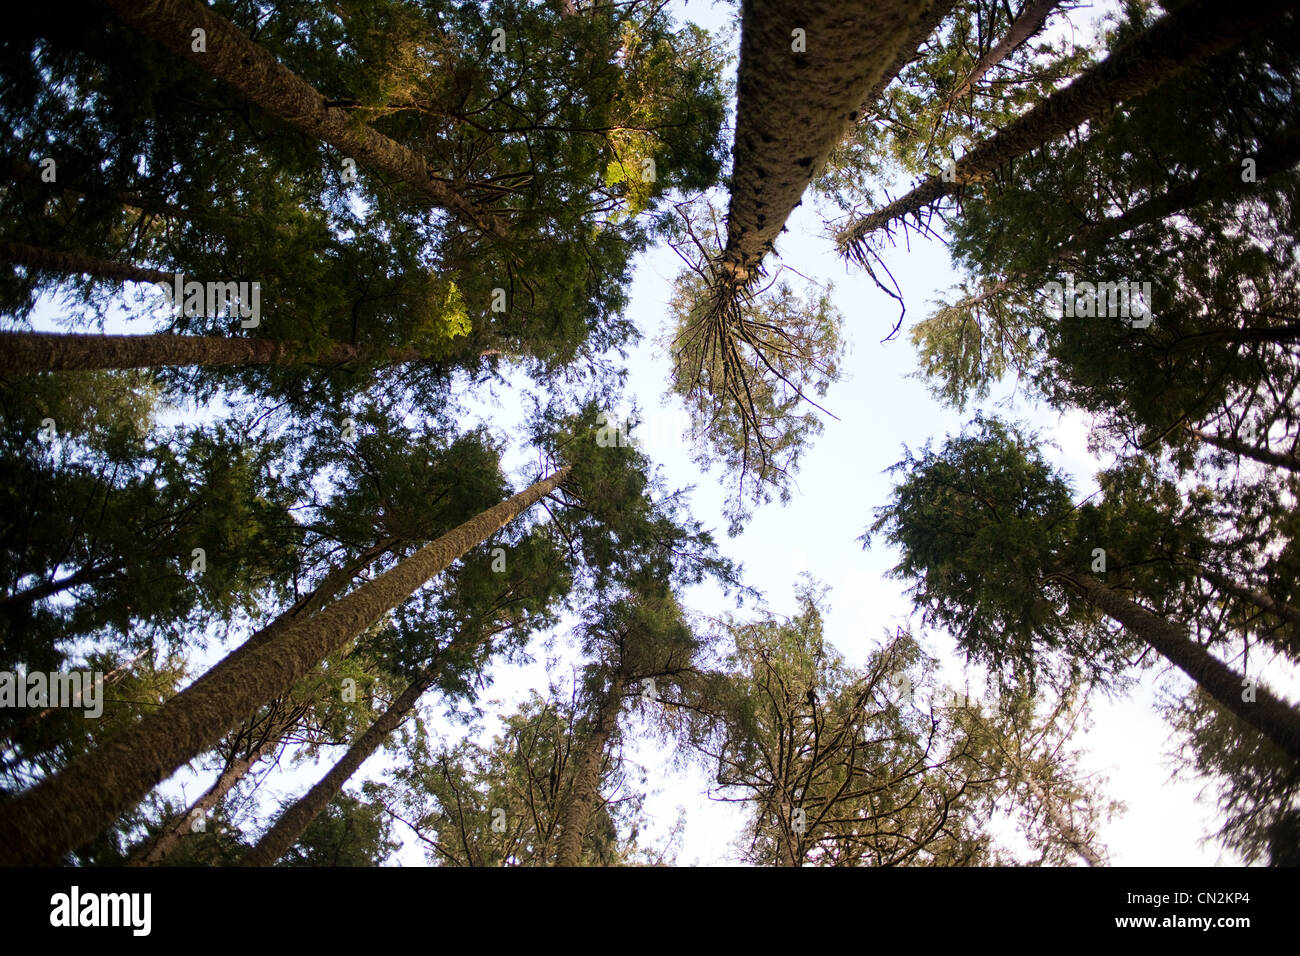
[940,0,1063,110]
[0,240,172,286]
[1024,772,1102,867]
[93,0,507,242]
[836,0,1296,259]
[129,738,276,866]
[1197,566,1300,630]
[239,661,441,866]
[552,675,625,866]
[243,539,398,653]
[0,331,421,377]
[1188,427,1300,473]
[720,0,940,281]
[0,466,569,865]
[1067,572,1300,763]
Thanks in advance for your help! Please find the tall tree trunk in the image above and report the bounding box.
[0,331,421,377]
[0,240,172,285]
[1023,772,1103,867]
[0,466,569,865]
[721,0,940,281]
[944,122,1300,312]
[244,539,398,653]
[1197,566,1300,630]
[836,0,1296,259]
[129,738,276,866]
[0,559,123,609]
[553,675,625,866]
[93,0,507,242]
[940,0,1063,110]
[239,661,441,866]
[1188,427,1300,473]
[1067,571,1300,763]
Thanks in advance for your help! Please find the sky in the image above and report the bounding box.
[19,0,1271,866]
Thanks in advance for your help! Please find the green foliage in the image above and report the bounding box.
[1164,688,1300,865]
[817,0,1090,212]
[381,689,654,866]
[688,583,996,866]
[866,416,1126,686]
[665,213,846,534]
[278,788,400,867]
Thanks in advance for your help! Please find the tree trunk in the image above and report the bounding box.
[93,0,507,242]
[0,331,421,376]
[1068,572,1300,763]
[244,539,398,653]
[854,1,955,121]
[940,0,1063,109]
[0,465,569,865]
[1024,773,1102,867]
[553,675,625,866]
[721,0,939,281]
[0,240,172,286]
[239,661,441,866]
[130,738,276,866]
[944,122,1300,312]
[1188,427,1300,473]
[0,560,123,609]
[836,0,1296,259]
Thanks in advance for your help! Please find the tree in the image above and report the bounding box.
[1164,688,1300,864]
[664,0,932,510]
[685,584,1003,866]
[954,682,1119,866]
[93,0,508,239]
[382,689,654,867]
[835,0,1297,262]
[866,416,1300,761]
[240,522,570,866]
[665,213,845,532]
[0,459,569,864]
[276,788,400,867]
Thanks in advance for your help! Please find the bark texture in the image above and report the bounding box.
[0,466,569,865]
[552,675,625,866]
[94,0,507,241]
[130,739,275,865]
[1189,428,1300,473]
[941,0,1063,109]
[0,240,172,285]
[721,0,937,279]
[1069,572,1300,764]
[239,662,441,866]
[837,0,1296,257]
[0,331,420,376]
